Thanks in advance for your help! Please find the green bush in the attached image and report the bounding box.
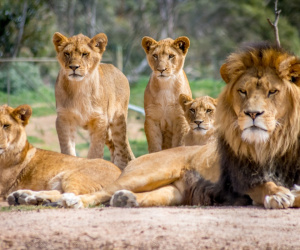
[0,62,44,94]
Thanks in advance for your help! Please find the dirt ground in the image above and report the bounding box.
[0,204,300,250]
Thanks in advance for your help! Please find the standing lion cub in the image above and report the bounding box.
[53,32,134,169]
[142,36,192,153]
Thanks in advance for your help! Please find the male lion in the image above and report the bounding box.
[142,36,192,153]
[179,94,217,146]
[53,32,134,169]
[11,43,300,209]
[184,43,300,209]
[1,104,121,207]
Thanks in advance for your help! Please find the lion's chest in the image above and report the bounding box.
[57,90,106,128]
[145,89,181,129]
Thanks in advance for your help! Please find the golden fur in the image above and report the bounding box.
[142,36,192,153]
[0,105,121,207]
[179,94,217,146]
[53,32,134,169]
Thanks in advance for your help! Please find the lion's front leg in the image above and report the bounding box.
[172,116,189,148]
[56,116,77,156]
[86,117,107,159]
[110,113,135,170]
[144,118,162,153]
[7,190,63,206]
[110,184,183,207]
[247,182,294,209]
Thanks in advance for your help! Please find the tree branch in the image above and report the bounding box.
[267,0,281,47]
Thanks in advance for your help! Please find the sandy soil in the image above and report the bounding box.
[0,204,300,249]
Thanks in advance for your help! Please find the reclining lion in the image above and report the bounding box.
[1,104,121,206]
[9,43,300,209]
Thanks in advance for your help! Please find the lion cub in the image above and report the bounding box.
[179,94,217,146]
[142,36,192,153]
[53,32,134,169]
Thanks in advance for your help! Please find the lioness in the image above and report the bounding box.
[179,94,217,146]
[11,43,300,209]
[142,36,192,153]
[53,32,134,169]
[1,104,121,206]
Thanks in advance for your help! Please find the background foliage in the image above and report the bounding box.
[1,0,300,88]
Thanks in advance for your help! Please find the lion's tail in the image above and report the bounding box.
[182,170,252,206]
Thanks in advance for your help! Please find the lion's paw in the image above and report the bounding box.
[264,191,295,209]
[61,193,84,209]
[7,190,50,206]
[291,185,300,196]
[110,190,139,208]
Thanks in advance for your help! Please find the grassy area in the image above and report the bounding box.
[0,86,56,117]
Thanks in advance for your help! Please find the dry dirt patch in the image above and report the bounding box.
[0,205,299,249]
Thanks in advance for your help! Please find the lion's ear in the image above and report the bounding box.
[11,105,32,126]
[290,63,300,86]
[53,32,68,53]
[142,36,157,53]
[179,94,193,111]
[278,56,300,87]
[220,63,230,84]
[173,36,190,55]
[89,33,108,54]
[213,98,218,107]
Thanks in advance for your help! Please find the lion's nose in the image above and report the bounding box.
[244,111,264,120]
[69,65,80,71]
[194,120,203,126]
[158,68,167,74]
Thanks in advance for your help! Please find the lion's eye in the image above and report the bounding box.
[238,89,247,96]
[190,108,195,113]
[153,54,158,59]
[82,53,89,57]
[169,54,175,59]
[64,52,70,57]
[3,124,10,129]
[206,109,212,113]
[268,89,278,97]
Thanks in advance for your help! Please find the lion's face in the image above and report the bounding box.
[53,32,108,81]
[180,94,217,135]
[142,36,190,78]
[231,68,288,144]
[0,105,31,155]
[217,44,300,162]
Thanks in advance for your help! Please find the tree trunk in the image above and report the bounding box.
[12,0,28,58]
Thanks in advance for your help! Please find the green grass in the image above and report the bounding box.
[0,86,56,117]
[0,205,58,212]
[27,136,44,144]
[190,79,225,99]
[76,140,148,159]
